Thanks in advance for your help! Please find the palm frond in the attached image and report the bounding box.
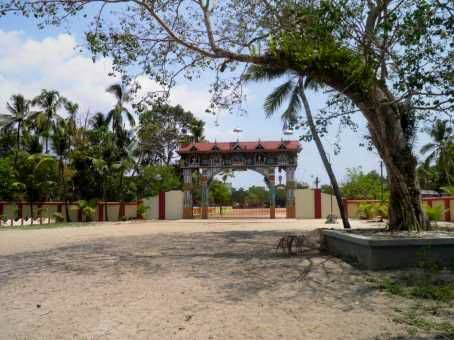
[303,76,324,91]
[423,152,436,166]
[106,83,123,102]
[243,64,288,82]
[0,114,14,123]
[264,80,294,117]
[125,109,136,127]
[281,86,301,125]
[420,143,436,155]
[105,109,116,124]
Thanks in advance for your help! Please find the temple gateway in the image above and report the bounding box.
[177,140,301,219]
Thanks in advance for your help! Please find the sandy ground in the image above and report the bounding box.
[0,219,447,339]
[0,219,379,256]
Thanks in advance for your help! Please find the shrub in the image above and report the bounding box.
[423,205,445,222]
[136,203,148,219]
[372,200,389,219]
[53,212,65,223]
[358,203,375,219]
[78,200,96,222]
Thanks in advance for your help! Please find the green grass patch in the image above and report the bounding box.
[378,274,454,302]
[393,307,454,337]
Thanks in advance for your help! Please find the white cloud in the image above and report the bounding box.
[0,30,284,144]
[0,30,119,115]
[135,75,237,141]
[0,30,217,124]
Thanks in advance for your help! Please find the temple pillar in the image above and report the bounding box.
[286,167,296,218]
[201,171,209,219]
[183,168,193,219]
[268,173,276,219]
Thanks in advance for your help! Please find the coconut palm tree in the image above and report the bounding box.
[0,94,31,149]
[244,65,351,229]
[65,101,79,132]
[90,112,109,131]
[421,120,453,185]
[106,84,135,138]
[189,118,205,142]
[0,94,31,165]
[32,90,67,154]
[52,118,73,221]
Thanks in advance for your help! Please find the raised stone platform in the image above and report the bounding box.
[322,229,454,270]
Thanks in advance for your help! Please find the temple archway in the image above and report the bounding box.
[178,140,301,219]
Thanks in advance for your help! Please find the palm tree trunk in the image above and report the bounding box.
[14,122,20,167]
[299,86,351,229]
[62,164,71,223]
[45,113,50,154]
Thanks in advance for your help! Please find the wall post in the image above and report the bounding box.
[77,205,82,222]
[268,174,276,219]
[119,201,125,220]
[314,189,322,219]
[158,192,166,220]
[285,167,296,218]
[38,203,43,225]
[201,172,209,219]
[18,202,23,226]
[183,168,193,219]
[444,198,451,222]
[98,202,104,222]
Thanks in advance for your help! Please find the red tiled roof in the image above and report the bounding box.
[178,140,301,154]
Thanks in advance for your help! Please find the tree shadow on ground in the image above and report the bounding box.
[0,229,379,310]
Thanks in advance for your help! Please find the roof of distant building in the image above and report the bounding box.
[178,140,301,154]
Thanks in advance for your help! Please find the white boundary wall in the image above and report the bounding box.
[295,189,315,219]
[143,190,183,220]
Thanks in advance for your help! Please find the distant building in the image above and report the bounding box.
[420,190,441,197]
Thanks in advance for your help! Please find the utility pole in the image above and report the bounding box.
[315,176,320,189]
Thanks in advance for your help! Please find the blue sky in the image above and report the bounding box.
[0,13,429,189]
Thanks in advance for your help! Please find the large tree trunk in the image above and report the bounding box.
[306,63,429,231]
[351,85,428,231]
[299,85,351,229]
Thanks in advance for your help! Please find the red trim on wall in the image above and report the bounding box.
[444,199,451,222]
[18,202,23,225]
[119,202,125,220]
[38,204,43,224]
[136,200,143,219]
[98,203,104,222]
[314,189,322,219]
[158,192,166,220]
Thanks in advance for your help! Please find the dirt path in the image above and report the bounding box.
[0,219,381,256]
[0,220,416,339]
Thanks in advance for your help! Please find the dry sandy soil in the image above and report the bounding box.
[0,219,451,339]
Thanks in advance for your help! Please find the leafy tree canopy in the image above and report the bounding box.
[341,167,387,200]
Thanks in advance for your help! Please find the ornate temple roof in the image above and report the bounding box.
[178,140,301,154]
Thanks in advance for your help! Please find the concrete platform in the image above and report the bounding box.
[322,229,454,269]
